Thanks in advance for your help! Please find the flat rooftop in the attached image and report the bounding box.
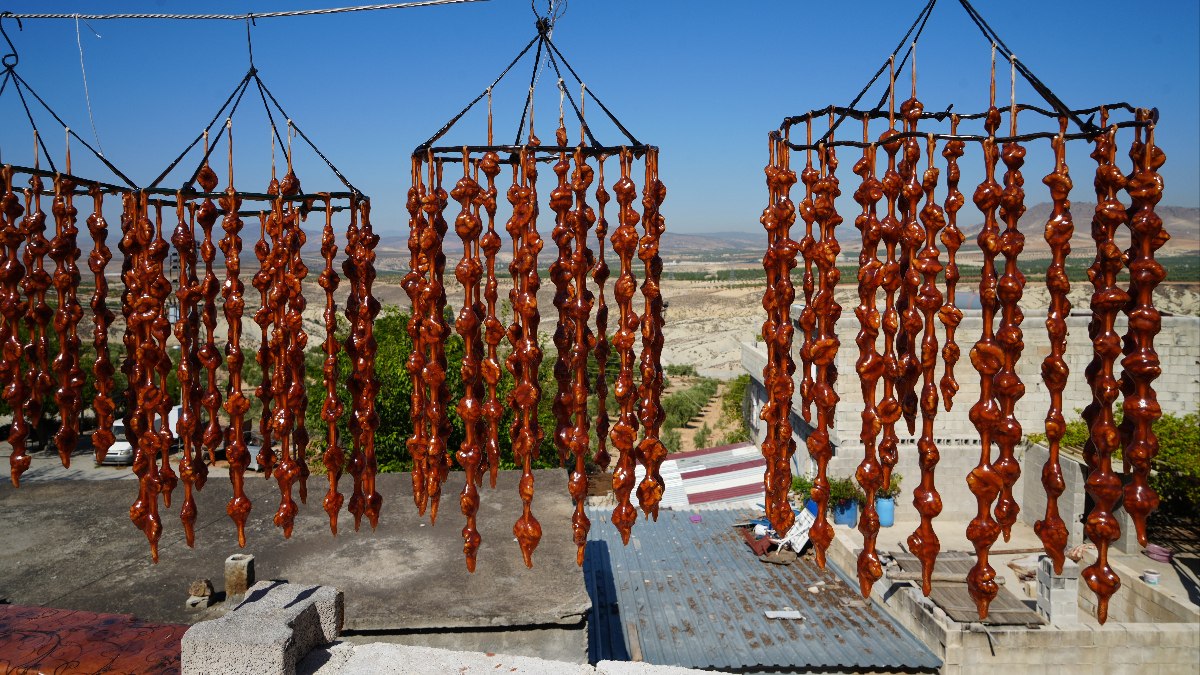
[0,466,589,631]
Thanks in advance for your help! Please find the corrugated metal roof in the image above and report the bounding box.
[633,442,768,508]
[584,506,941,673]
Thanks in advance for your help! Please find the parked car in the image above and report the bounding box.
[98,406,182,466]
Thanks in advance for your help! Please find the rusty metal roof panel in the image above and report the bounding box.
[584,506,941,672]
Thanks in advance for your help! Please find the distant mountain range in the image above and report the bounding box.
[304,204,1198,263]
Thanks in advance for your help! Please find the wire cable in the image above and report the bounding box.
[6,0,488,21]
[74,15,104,156]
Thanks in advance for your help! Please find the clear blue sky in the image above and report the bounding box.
[1,0,1197,236]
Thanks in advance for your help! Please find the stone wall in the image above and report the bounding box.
[743,311,1200,521]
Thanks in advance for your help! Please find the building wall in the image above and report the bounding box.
[744,311,1200,521]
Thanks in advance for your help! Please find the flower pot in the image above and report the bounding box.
[876,497,896,527]
[832,500,858,527]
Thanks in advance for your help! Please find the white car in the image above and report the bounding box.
[99,406,182,466]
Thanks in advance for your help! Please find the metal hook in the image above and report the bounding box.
[1,11,23,69]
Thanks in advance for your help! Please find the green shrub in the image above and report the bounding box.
[662,428,681,453]
[694,423,711,449]
[665,363,698,377]
[661,378,718,430]
[721,426,750,445]
[878,472,903,499]
[1027,407,1199,516]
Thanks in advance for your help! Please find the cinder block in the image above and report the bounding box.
[225,553,256,597]
[181,581,344,675]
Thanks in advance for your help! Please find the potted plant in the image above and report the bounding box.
[791,474,817,515]
[876,473,902,528]
[829,476,864,527]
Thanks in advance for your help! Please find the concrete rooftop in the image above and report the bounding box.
[0,464,589,631]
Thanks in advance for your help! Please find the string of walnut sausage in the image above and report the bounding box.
[807,130,841,567]
[965,100,1005,617]
[992,90,1026,542]
[1,166,30,485]
[1034,116,1073,573]
[1081,114,1128,624]
[909,129,946,596]
[508,145,544,566]
[88,184,117,469]
[1118,110,1167,547]
[853,113,885,597]
[453,147,486,570]
[609,147,641,544]
[938,116,965,412]
[635,149,667,521]
[568,142,597,564]
[319,195,345,534]
[173,191,205,546]
[50,167,85,470]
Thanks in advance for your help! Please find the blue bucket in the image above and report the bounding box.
[832,500,858,527]
[806,499,818,516]
[876,497,895,527]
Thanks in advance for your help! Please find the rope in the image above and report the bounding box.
[415,33,541,152]
[541,35,640,147]
[255,73,362,196]
[6,0,489,21]
[512,36,545,145]
[955,0,1094,133]
[147,71,254,189]
[545,51,597,146]
[810,0,937,143]
[74,15,104,156]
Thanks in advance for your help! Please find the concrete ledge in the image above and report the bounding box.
[183,581,344,675]
[299,644,714,674]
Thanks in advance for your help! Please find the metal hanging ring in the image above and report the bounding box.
[1,12,23,69]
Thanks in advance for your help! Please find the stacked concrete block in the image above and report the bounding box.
[182,581,344,675]
[1036,555,1080,625]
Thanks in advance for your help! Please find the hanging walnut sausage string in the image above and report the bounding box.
[965,101,1005,617]
[453,147,486,570]
[151,203,178,509]
[1081,114,1128,624]
[509,145,544,566]
[1118,110,1167,546]
[1,166,30,485]
[592,155,613,472]
[796,123,818,425]
[1034,117,1073,573]
[88,184,117,469]
[992,84,1026,542]
[550,123,575,469]
[877,105,904,490]
[807,129,842,567]
[318,195,345,534]
[568,143,597,564]
[425,159,453,524]
[757,137,784,529]
[22,169,52,467]
[355,199,381,528]
[853,114,885,597]
[219,123,252,546]
[938,116,965,411]
[404,157,431,514]
[635,149,668,521]
[343,196,367,528]
[270,161,302,537]
[125,191,164,561]
[894,84,924,440]
[173,191,204,545]
[479,149,505,488]
[196,149,224,469]
[50,165,84,469]
[253,174,278,479]
[609,147,641,544]
[908,130,946,596]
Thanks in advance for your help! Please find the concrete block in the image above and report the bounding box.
[330,644,595,675]
[225,552,256,597]
[182,581,344,675]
